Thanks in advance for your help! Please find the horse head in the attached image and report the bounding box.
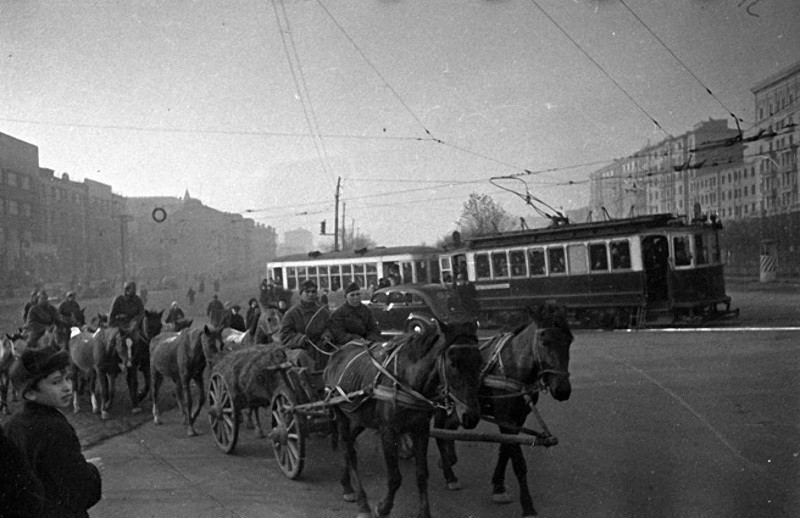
[142,310,164,341]
[5,333,26,358]
[261,306,283,339]
[519,304,573,401]
[199,325,224,363]
[105,327,131,372]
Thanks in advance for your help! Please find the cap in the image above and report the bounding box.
[10,345,70,395]
[345,281,360,295]
[300,280,317,292]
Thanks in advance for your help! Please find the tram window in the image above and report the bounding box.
[475,254,491,279]
[528,248,545,276]
[429,259,440,284]
[509,250,527,277]
[694,234,708,265]
[491,252,509,278]
[402,262,413,283]
[354,264,365,285]
[319,276,329,289]
[589,243,609,271]
[415,260,428,283]
[342,264,353,287]
[286,267,297,290]
[548,247,566,274]
[673,236,692,266]
[567,244,588,275]
[610,241,631,270]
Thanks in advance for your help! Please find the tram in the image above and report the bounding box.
[266,246,441,293]
[438,213,736,328]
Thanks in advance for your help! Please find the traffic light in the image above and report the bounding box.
[320,220,326,235]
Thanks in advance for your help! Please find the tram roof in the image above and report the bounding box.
[461,213,714,249]
[270,245,440,264]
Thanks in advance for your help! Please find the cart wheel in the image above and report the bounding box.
[208,372,239,454]
[270,387,305,479]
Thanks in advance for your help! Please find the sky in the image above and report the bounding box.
[1,0,799,248]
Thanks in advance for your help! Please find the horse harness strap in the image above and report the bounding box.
[479,332,541,399]
[366,343,446,411]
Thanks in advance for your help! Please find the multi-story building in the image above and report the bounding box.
[747,61,800,217]
[277,228,314,257]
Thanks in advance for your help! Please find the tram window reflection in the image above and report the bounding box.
[589,243,609,271]
[528,248,545,276]
[491,252,509,278]
[673,236,691,266]
[548,247,566,274]
[610,241,631,270]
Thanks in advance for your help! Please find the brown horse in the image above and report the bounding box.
[150,325,224,436]
[69,326,131,419]
[323,320,483,518]
[435,304,573,518]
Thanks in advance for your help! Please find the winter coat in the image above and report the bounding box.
[329,302,382,345]
[229,313,246,332]
[279,301,324,349]
[0,424,46,518]
[206,299,225,327]
[5,402,102,517]
[165,307,185,324]
[109,294,144,325]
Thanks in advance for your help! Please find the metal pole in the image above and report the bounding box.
[334,177,340,252]
[341,202,346,251]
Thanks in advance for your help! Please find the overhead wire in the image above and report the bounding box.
[528,0,672,139]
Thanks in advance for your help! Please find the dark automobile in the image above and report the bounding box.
[367,284,478,336]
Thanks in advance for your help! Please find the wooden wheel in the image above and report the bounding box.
[270,386,305,479]
[208,372,239,454]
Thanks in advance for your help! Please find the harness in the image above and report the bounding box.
[330,339,464,414]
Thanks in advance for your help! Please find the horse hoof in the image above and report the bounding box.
[491,492,514,504]
[154,417,162,425]
[131,407,142,414]
[187,428,197,437]
[101,411,110,420]
[343,493,357,502]
[446,481,461,491]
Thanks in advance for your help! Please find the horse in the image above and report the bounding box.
[435,304,573,518]
[221,305,282,353]
[69,325,131,419]
[162,319,193,333]
[117,310,164,413]
[56,307,86,351]
[150,325,224,436]
[323,319,483,518]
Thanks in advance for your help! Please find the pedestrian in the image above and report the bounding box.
[186,286,196,306]
[206,294,225,328]
[5,345,103,517]
[213,278,220,293]
[245,298,260,332]
[0,423,46,518]
[198,279,205,294]
[165,301,185,325]
[329,282,383,345]
[229,304,246,332]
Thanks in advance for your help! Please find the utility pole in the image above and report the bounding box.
[119,214,133,281]
[334,177,341,251]
[341,202,347,251]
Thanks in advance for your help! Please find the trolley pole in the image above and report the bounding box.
[334,177,340,252]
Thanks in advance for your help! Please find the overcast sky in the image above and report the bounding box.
[1,0,798,247]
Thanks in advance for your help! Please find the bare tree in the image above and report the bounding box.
[457,193,515,237]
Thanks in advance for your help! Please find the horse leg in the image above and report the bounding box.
[251,408,265,438]
[490,441,514,504]
[0,373,9,415]
[186,372,205,436]
[90,370,101,415]
[337,414,370,516]
[375,427,403,518]
[410,426,432,518]
[96,369,110,420]
[433,410,460,490]
[138,361,151,406]
[508,442,537,517]
[151,369,164,425]
[127,366,140,412]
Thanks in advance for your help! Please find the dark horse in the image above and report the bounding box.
[323,320,483,518]
[435,305,573,518]
[118,310,164,413]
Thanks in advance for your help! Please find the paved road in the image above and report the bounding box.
[84,327,799,518]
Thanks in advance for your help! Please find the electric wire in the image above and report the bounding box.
[528,0,671,138]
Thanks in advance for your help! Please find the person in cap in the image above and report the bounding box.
[4,345,102,517]
[329,281,382,346]
[245,298,260,332]
[58,291,82,325]
[206,294,226,328]
[229,304,246,332]
[109,281,144,328]
[279,279,331,369]
[22,289,39,325]
[26,290,63,349]
[165,301,185,325]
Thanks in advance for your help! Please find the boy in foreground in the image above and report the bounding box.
[5,345,103,517]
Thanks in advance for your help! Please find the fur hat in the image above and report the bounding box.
[10,345,70,395]
[344,281,360,295]
[300,280,317,292]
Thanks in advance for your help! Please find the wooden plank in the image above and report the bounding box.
[429,428,555,446]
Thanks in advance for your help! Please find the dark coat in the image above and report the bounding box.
[329,302,382,345]
[57,300,81,321]
[5,402,102,517]
[245,306,260,331]
[206,299,226,327]
[109,294,144,325]
[0,424,46,518]
[229,313,246,332]
[279,301,323,349]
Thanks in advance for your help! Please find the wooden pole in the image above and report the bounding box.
[429,428,546,446]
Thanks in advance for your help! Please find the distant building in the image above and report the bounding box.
[277,227,313,257]
[747,60,800,217]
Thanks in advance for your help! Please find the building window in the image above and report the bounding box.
[7,172,17,187]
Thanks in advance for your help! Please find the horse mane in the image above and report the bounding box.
[387,324,441,363]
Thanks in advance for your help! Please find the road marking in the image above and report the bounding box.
[593,350,781,483]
